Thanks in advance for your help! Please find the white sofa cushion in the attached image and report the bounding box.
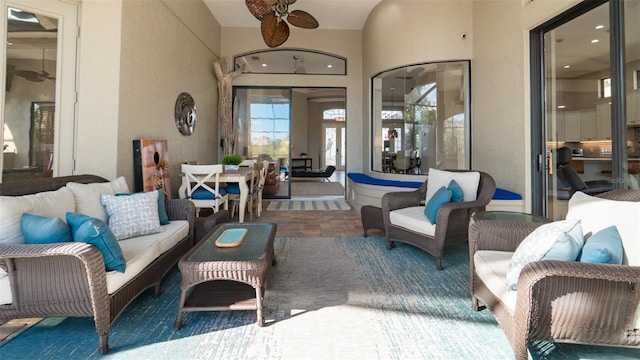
[566,191,640,266]
[105,220,188,294]
[390,206,436,236]
[0,267,11,305]
[66,177,129,222]
[0,187,75,245]
[474,250,517,312]
[425,168,480,204]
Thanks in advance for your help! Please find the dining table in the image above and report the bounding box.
[178,166,255,223]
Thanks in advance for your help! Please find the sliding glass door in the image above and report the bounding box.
[234,87,291,199]
[532,0,639,219]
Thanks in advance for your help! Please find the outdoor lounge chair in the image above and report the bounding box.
[291,165,336,182]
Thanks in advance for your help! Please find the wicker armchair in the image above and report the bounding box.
[382,170,496,270]
[468,189,640,360]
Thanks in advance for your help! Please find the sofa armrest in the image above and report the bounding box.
[0,242,108,311]
[381,188,424,212]
[194,210,231,243]
[516,261,640,335]
[468,218,544,253]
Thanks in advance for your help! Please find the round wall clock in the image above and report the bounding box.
[174,92,196,136]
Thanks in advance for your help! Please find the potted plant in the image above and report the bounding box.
[222,154,243,171]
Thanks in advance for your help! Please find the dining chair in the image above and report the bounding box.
[227,167,258,221]
[250,161,269,218]
[180,164,229,216]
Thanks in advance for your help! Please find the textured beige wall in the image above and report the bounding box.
[74,0,220,196]
[75,0,123,180]
[220,27,364,173]
[471,0,579,209]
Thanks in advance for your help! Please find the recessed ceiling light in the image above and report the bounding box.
[595,25,605,30]
[563,65,571,69]
[261,63,267,67]
[591,39,600,44]
[327,64,333,68]
[557,105,566,109]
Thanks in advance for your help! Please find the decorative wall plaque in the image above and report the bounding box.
[174,92,196,135]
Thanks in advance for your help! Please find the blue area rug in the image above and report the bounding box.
[1,237,638,360]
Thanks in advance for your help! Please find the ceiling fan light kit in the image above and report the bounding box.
[246,0,318,48]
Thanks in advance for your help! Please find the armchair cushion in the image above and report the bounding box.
[567,191,640,265]
[390,206,436,236]
[22,213,72,244]
[579,225,623,264]
[425,168,480,204]
[506,219,583,290]
[100,192,162,240]
[424,186,452,223]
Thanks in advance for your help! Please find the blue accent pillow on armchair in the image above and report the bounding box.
[66,212,126,273]
[21,213,72,244]
[579,225,623,264]
[424,186,452,223]
[447,180,464,203]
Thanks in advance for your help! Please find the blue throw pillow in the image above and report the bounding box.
[66,212,126,273]
[117,189,170,225]
[424,186,452,223]
[191,187,227,199]
[447,180,464,203]
[579,225,623,264]
[21,213,72,244]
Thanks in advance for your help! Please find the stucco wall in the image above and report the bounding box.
[74,0,221,197]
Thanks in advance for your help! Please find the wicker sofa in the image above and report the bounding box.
[0,174,196,354]
[469,189,640,359]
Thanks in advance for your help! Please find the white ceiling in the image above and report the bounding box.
[203,0,382,30]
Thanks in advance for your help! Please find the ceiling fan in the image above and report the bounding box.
[246,0,319,48]
[12,49,55,82]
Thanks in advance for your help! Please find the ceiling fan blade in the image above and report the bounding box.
[14,70,45,82]
[246,0,272,20]
[286,0,297,4]
[261,13,289,48]
[287,10,318,29]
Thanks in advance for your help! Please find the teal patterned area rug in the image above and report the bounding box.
[1,237,638,360]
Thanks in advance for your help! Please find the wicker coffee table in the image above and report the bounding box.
[174,222,277,328]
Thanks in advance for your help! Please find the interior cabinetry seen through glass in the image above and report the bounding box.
[371,61,470,174]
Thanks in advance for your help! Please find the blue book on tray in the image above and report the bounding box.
[215,228,248,248]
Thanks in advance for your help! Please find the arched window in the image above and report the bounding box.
[323,108,345,121]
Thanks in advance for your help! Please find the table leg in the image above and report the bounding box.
[239,179,248,223]
[174,290,187,329]
[255,286,265,326]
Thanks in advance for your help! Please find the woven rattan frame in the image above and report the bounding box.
[0,174,195,354]
[468,189,640,360]
[382,170,496,270]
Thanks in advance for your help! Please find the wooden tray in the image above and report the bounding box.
[215,228,248,248]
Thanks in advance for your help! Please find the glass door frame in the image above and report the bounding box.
[232,86,292,199]
[322,122,345,170]
[530,0,628,216]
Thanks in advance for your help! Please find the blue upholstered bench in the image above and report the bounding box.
[346,172,523,213]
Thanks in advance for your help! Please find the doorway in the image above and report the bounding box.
[322,122,345,170]
[1,0,78,182]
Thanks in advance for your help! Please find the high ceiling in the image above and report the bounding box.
[203,0,382,30]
